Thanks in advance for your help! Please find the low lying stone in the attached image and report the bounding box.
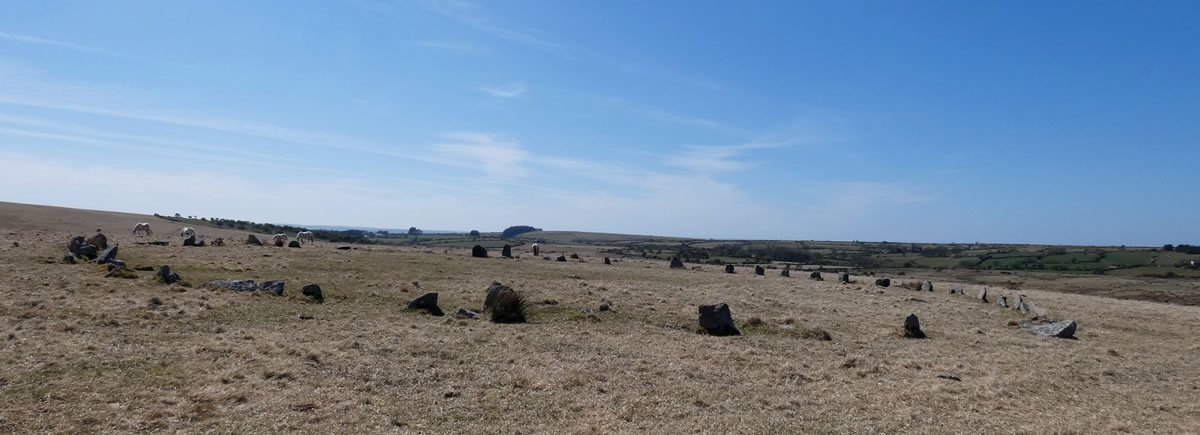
[670,257,684,268]
[408,292,444,316]
[556,255,567,262]
[247,235,263,246]
[472,245,488,258]
[875,278,891,287]
[921,280,934,292]
[336,246,352,250]
[754,266,765,276]
[261,280,285,296]
[302,284,324,302]
[78,244,98,260]
[96,244,119,265]
[810,271,823,280]
[781,269,790,277]
[106,260,127,272]
[1020,320,1076,339]
[725,264,736,274]
[288,240,301,248]
[204,279,260,291]
[157,265,180,284]
[183,236,196,246]
[454,307,478,319]
[838,272,850,283]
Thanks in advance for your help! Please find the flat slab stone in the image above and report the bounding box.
[1020,320,1077,339]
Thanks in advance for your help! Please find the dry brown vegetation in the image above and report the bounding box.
[1,201,1199,433]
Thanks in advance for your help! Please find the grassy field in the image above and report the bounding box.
[2,202,1200,433]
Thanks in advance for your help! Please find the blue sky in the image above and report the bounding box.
[0,0,1196,245]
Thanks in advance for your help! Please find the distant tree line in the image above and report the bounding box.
[1164,244,1200,254]
[501,225,541,238]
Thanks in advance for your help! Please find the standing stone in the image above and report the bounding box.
[698,304,740,336]
[96,244,119,265]
[287,240,301,248]
[903,313,926,338]
[838,272,850,283]
[68,236,86,257]
[472,245,488,258]
[670,257,685,268]
[302,284,324,302]
[87,233,108,250]
[604,257,611,265]
[501,245,512,258]
[978,288,989,303]
[810,271,823,280]
[921,280,934,292]
[532,245,540,256]
[1016,300,1032,316]
[261,280,285,296]
[754,266,765,276]
[484,282,513,311]
[998,295,1008,308]
[407,292,445,316]
[781,269,790,277]
[1020,320,1077,339]
[725,264,736,274]
[875,278,891,287]
[247,235,263,246]
[157,265,180,284]
[183,236,196,246]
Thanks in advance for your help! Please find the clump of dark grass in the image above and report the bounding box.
[491,290,528,324]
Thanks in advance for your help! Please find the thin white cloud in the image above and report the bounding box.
[432,132,530,178]
[665,143,781,173]
[0,31,132,59]
[473,82,527,99]
[413,40,483,52]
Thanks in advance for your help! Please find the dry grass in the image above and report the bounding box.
[1,201,1199,433]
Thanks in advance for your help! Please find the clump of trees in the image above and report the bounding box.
[501,225,541,238]
[469,230,481,237]
[408,227,423,235]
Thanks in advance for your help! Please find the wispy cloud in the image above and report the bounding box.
[432,132,530,178]
[0,31,132,59]
[413,40,483,52]
[644,109,746,135]
[473,82,527,99]
[665,143,781,173]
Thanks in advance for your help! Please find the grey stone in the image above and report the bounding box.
[247,235,263,246]
[810,271,823,280]
[472,245,488,258]
[875,278,891,287]
[698,303,740,337]
[62,252,76,264]
[921,280,933,292]
[204,279,260,291]
[754,266,765,275]
[105,259,126,272]
[454,307,478,319]
[1017,300,1032,315]
[287,240,301,248]
[408,292,444,316]
[998,296,1008,308]
[1020,320,1076,339]
[556,255,567,262]
[978,288,989,303]
[604,257,611,265]
[838,272,850,283]
[261,280,285,296]
[78,244,98,260]
[904,313,926,338]
[96,244,118,265]
[302,284,324,302]
[670,257,684,268]
[725,264,736,274]
[68,236,85,257]
[502,245,512,258]
[157,265,179,284]
[781,269,790,277]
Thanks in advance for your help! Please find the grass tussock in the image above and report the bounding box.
[490,289,528,324]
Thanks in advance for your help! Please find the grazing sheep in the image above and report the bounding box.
[179,227,195,238]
